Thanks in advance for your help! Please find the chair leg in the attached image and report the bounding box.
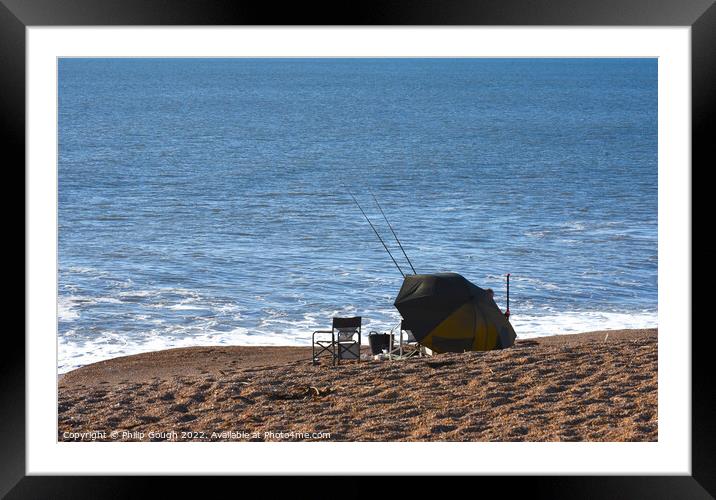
[314,342,339,365]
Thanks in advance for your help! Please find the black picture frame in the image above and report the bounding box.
[6,0,711,497]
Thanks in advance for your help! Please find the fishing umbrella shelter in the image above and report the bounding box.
[394,273,516,353]
[348,193,516,353]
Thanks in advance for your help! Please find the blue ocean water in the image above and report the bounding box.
[58,58,657,372]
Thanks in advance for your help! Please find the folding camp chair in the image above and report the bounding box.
[388,319,427,359]
[312,316,362,366]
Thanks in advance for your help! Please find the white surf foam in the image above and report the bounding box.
[510,310,658,338]
[57,296,80,321]
[56,306,657,373]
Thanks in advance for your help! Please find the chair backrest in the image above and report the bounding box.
[333,316,361,329]
[333,317,361,341]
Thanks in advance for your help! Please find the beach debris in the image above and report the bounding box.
[267,386,335,401]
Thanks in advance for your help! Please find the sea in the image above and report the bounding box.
[58,58,658,373]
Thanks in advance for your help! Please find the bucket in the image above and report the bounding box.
[368,333,391,355]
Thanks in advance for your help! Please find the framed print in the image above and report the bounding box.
[6,0,713,497]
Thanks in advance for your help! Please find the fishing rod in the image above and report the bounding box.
[371,193,417,275]
[505,273,511,320]
[348,192,406,278]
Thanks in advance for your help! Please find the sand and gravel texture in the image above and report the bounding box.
[58,328,657,442]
